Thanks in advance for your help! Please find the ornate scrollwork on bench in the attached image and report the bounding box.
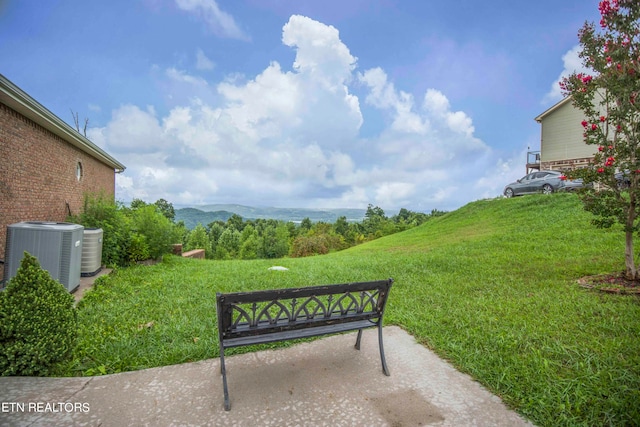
[227,290,383,329]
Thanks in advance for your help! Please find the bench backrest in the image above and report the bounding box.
[216,279,393,341]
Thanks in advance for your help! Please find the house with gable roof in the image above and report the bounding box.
[0,74,125,281]
[534,95,605,172]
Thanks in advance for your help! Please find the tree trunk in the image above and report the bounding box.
[625,192,638,280]
[625,228,637,280]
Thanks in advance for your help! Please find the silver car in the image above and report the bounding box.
[503,170,583,198]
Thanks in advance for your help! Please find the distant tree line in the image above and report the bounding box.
[180,204,447,260]
[71,194,446,265]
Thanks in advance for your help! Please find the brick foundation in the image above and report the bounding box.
[541,157,595,171]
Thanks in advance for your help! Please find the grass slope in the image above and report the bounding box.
[70,194,639,426]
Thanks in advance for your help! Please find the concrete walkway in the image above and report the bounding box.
[0,326,534,427]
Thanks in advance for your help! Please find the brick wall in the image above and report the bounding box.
[541,156,595,171]
[0,103,116,280]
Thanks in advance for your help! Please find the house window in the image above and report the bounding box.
[76,161,83,181]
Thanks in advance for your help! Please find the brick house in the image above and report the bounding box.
[534,94,605,172]
[0,74,125,281]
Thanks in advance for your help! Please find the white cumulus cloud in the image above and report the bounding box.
[543,45,592,104]
[93,15,522,212]
[175,0,249,41]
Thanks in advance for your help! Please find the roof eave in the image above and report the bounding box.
[535,96,573,123]
[0,74,126,173]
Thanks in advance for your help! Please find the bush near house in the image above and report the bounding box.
[69,193,182,266]
[0,252,77,376]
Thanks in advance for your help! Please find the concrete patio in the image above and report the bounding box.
[0,326,534,426]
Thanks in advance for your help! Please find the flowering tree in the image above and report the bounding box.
[560,0,640,280]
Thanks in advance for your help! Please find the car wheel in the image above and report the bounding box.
[505,188,514,198]
[542,184,553,195]
[617,179,630,190]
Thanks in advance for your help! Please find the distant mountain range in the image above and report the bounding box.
[174,204,367,229]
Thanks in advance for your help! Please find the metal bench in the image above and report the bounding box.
[216,278,394,410]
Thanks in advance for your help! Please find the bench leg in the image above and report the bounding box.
[378,324,390,376]
[220,347,231,411]
[354,328,363,350]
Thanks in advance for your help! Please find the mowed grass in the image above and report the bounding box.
[67,194,640,426]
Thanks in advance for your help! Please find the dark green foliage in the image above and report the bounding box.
[69,192,129,267]
[130,205,181,260]
[71,193,183,266]
[127,233,150,263]
[179,205,445,260]
[0,253,77,376]
[259,223,290,259]
[154,199,175,222]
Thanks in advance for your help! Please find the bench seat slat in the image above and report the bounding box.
[222,319,378,348]
[223,312,380,339]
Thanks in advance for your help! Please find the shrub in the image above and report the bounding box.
[127,232,150,263]
[69,192,129,267]
[130,205,181,260]
[184,223,211,255]
[71,193,182,265]
[0,252,77,376]
[290,235,329,257]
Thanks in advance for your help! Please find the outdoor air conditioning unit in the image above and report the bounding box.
[81,228,103,277]
[3,221,84,292]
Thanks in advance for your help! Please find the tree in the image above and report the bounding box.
[70,110,88,137]
[154,199,175,222]
[226,214,244,232]
[260,223,290,259]
[217,228,241,259]
[185,223,211,255]
[208,222,225,253]
[362,204,388,238]
[239,225,260,260]
[334,215,349,238]
[300,217,313,232]
[130,198,148,211]
[561,0,640,280]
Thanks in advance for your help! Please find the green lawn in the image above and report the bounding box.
[67,194,640,426]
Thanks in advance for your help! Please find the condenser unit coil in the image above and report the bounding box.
[81,228,103,276]
[3,221,84,292]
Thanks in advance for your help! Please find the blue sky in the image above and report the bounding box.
[1,0,599,212]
